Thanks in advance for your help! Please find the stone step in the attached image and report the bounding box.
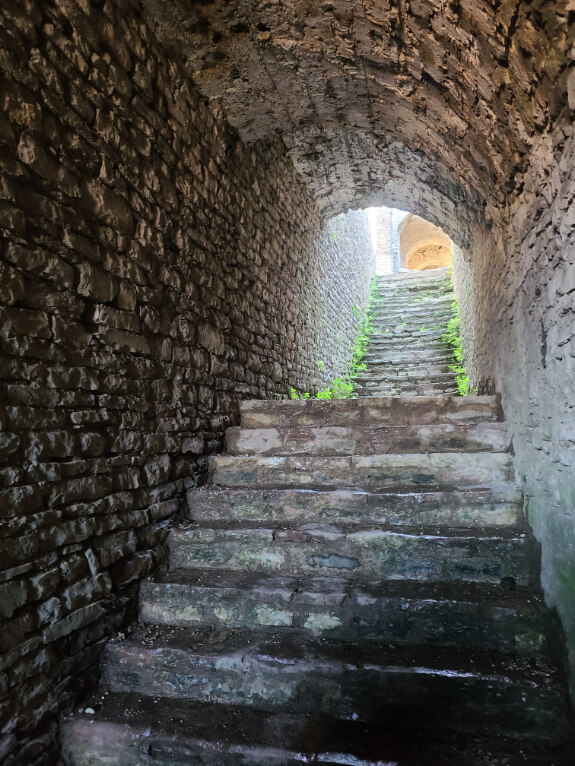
[356,371,454,385]
[366,336,446,349]
[357,388,460,398]
[186,485,523,527]
[357,391,460,400]
[225,422,510,456]
[370,309,452,322]
[139,570,554,655]
[374,293,453,306]
[100,626,570,740]
[375,297,453,305]
[371,305,452,316]
[169,522,535,585]
[363,351,453,363]
[239,396,501,428]
[377,278,452,291]
[356,380,459,390]
[61,695,574,765]
[356,384,460,395]
[364,344,446,356]
[209,452,515,491]
[358,365,452,378]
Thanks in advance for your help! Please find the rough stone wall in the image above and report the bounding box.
[294,210,374,393]
[0,1,373,762]
[455,113,575,694]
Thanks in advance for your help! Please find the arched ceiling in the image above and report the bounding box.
[142,0,572,233]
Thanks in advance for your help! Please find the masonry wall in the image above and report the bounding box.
[0,1,374,762]
[456,112,575,694]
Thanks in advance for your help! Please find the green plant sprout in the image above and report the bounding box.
[287,274,378,401]
[442,299,470,396]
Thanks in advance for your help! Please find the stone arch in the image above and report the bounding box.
[398,214,452,271]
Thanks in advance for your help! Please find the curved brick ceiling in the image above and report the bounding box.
[142,0,571,230]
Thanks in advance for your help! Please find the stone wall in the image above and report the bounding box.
[0,1,373,762]
[455,112,575,694]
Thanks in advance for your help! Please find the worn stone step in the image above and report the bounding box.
[371,306,452,317]
[61,694,574,766]
[366,337,446,350]
[373,293,452,304]
[374,294,453,306]
[357,368,452,381]
[169,522,536,585]
[371,307,451,318]
[225,422,510,457]
[370,314,451,326]
[360,354,452,365]
[358,391,460,400]
[356,371,455,385]
[363,351,453,363]
[356,382,459,392]
[140,570,554,655]
[357,385,459,397]
[364,345,446,357]
[101,626,570,741]
[209,452,515,491]
[239,396,502,429]
[186,485,523,527]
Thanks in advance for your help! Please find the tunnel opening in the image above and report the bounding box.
[368,206,455,274]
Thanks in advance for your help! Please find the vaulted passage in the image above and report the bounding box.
[0,1,574,764]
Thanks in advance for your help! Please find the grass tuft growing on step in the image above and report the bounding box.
[442,299,472,396]
[290,276,377,400]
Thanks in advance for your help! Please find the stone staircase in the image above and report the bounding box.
[61,396,573,764]
[356,268,459,397]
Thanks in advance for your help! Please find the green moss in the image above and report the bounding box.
[442,298,471,396]
[289,274,377,400]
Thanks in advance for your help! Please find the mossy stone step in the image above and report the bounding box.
[139,569,555,655]
[225,422,510,457]
[186,486,523,527]
[169,522,536,585]
[101,626,570,740]
[209,452,515,491]
[239,396,501,429]
[61,695,575,766]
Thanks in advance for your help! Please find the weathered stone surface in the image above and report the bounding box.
[225,422,510,457]
[209,452,515,491]
[170,524,534,585]
[140,571,554,655]
[187,487,522,528]
[239,395,502,429]
[60,695,575,766]
[102,625,569,740]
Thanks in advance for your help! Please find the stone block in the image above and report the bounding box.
[0,581,27,620]
[76,260,118,302]
[197,323,225,355]
[0,261,25,304]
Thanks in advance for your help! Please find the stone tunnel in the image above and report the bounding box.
[0,0,574,763]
